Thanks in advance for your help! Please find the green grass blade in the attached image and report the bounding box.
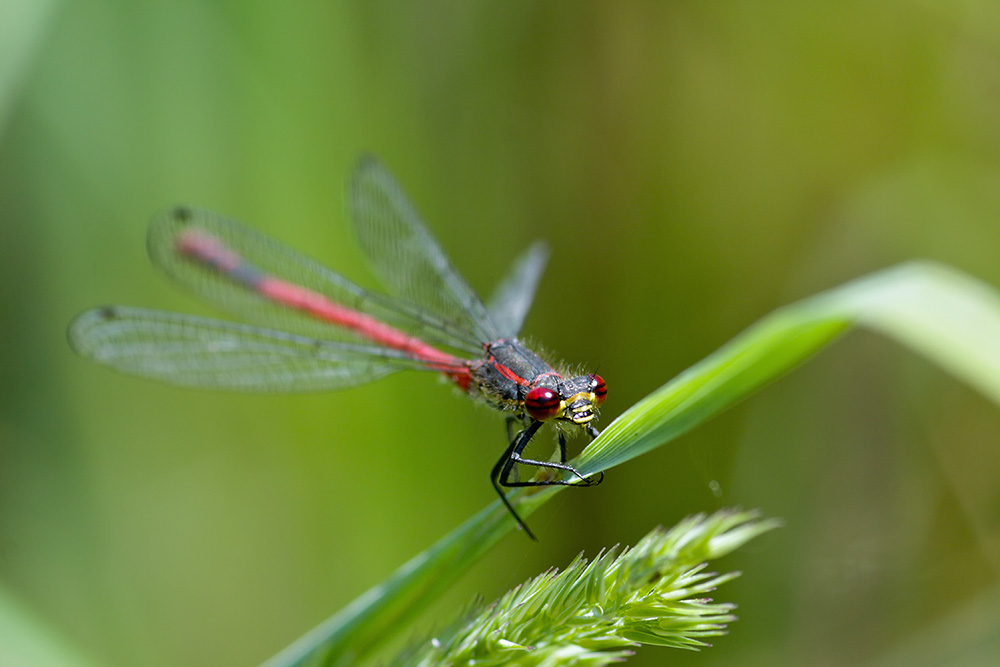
[0,584,103,667]
[0,0,58,137]
[579,260,1000,477]
[263,260,1000,667]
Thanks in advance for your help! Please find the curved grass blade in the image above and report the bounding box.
[0,0,58,136]
[0,584,102,667]
[263,260,1000,667]
[576,261,1000,477]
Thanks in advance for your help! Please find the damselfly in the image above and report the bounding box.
[68,156,606,539]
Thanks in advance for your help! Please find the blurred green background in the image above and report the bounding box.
[3,1,1000,665]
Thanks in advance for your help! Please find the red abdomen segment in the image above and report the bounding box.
[177,229,472,389]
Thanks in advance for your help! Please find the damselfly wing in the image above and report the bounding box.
[68,156,606,539]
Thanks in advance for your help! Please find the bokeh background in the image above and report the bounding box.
[3,2,1000,665]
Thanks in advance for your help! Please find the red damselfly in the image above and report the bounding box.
[68,156,606,539]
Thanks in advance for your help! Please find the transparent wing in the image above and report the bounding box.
[67,307,460,393]
[487,241,549,338]
[348,156,500,345]
[147,205,483,355]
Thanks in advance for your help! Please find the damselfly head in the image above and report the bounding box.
[524,373,607,425]
[564,373,607,425]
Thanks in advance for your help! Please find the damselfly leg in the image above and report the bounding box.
[492,419,605,540]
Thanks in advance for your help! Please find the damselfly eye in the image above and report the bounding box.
[525,386,561,421]
[591,374,607,405]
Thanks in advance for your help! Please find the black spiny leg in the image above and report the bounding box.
[499,427,595,489]
[550,428,605,487]
[491,419,608,539]
[491,420,543,540]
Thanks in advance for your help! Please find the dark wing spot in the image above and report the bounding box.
[97,306,120,320]
[172,206,193,223]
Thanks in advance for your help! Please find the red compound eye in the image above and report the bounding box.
[525,386,561,421]
[591,374,607,405]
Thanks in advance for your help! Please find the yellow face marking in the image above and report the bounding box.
[566,391,598,424]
